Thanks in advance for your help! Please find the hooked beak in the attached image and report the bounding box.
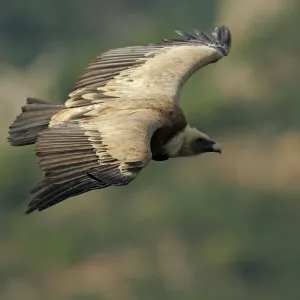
[211,142,222,154]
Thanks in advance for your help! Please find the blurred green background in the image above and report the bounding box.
[1,0,300,299]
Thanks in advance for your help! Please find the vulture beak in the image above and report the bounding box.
[211,142,222,154]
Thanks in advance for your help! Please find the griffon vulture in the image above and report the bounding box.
[8,25,232,214]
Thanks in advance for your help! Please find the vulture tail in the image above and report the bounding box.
[8,97,65,146]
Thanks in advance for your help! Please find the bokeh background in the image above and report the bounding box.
[1,0,300,299]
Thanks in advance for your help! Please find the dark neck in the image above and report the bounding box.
[150,127,178,162]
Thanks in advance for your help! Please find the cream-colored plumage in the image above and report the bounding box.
[8,25,231,213]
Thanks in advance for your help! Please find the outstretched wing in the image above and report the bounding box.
[26,109,163,214]
[65,25,231,108]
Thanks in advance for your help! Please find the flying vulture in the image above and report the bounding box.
[8,25,232,214]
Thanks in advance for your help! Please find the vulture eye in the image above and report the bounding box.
[197,138,205,143]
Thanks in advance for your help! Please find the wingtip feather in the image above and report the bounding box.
[212,25,232,56]
[172,25,232,56]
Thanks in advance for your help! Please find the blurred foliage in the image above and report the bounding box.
[0,0,216,67]
[1,0,300,299]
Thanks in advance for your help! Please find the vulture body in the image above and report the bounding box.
[8,25,232,214]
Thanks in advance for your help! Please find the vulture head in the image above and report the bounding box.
[188,130,222,155]
[164,126,221,157]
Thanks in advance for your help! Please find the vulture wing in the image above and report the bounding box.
[26,110,163,214]
[65,25,231,108]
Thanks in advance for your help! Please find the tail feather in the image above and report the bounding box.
[8,98,65,146]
